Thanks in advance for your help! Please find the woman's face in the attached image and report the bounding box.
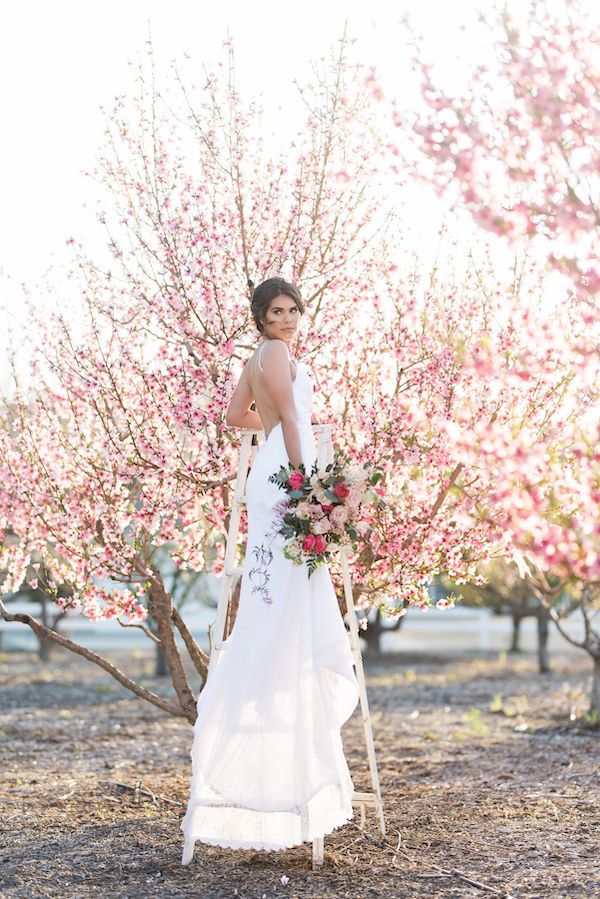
[262,294,301,341]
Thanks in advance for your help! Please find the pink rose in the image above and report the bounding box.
[332,481,350,499]
[288,470,305,489]
[321,503,334,513]
[302,533,316,552]
[313,535,327,554]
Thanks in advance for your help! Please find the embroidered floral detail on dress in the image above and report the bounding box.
[248,542,274,604]
[248,498,290,605]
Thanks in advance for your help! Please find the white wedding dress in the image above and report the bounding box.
[181,346,359,861]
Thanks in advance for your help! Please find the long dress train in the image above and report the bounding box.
[180,355,359,861]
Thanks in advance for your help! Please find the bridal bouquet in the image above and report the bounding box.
[268,449,385,576]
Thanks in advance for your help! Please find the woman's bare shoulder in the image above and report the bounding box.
[244,347,259,367]
[246,340,290,380]
[260,339,289,361]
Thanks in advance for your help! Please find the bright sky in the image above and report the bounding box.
[0,0,476,276]
[0,0,596,390]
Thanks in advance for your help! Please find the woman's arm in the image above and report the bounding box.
[260,341,303,469]
[226,367,263,431]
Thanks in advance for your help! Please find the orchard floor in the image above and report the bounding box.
[0,647,598,899]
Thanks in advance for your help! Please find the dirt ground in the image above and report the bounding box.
[0,645,598,899]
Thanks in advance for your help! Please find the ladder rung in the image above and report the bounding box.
[352,791,379,804]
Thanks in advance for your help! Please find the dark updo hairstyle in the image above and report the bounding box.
[248,276,305,335]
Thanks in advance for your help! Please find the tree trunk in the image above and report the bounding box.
[154,641,169,676]
[147,575,197,722]
[509,612,522,653]
[537,611,551,673]
[362,608,382,657]
[591,656,600,719]
[38,594,52,662]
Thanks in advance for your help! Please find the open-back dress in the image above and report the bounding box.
[181,341,359,861]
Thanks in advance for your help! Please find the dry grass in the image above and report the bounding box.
[0,647,598,898]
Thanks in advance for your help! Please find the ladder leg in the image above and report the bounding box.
[340,548,387,837]
[312,835,324,869]
[208,431,255,677]
[181,837,195,865]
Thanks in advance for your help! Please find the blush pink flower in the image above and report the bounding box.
[288,470,305,490]
[330,506,349,526]
[313,534,327,554]
[302,533,316,552]
[312,519,330,535]
[332,481,350,499]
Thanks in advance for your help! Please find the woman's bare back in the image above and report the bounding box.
[247,340,298,438]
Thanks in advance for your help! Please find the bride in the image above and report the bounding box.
[180,276,359,862]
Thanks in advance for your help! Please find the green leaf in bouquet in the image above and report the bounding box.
[268,467,291,487]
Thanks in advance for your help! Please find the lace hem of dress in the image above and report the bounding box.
[181,773,355,861]
[182,804,354,854]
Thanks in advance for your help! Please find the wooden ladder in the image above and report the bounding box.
[208,424,386,870]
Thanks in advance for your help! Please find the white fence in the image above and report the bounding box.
[0,599,586,656]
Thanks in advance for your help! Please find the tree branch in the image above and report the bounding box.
[0,596,187,718]
[171,605,209,680]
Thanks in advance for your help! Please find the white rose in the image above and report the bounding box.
[295,501,311,520]
[314,486,331,505]
[284,539,302,560]
[344,465,367,486]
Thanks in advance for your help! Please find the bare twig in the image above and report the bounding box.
[113,780,184,808]
[415,864,511,897]
[390,830,511,896]
[116,616,161,644]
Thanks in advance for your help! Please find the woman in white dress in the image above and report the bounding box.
[181,277,359,862]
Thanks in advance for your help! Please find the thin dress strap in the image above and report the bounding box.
[257,341,266,372]
[257,340,291,372]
